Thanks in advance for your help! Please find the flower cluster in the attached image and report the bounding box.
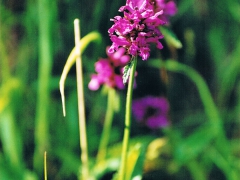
[88,47,131,91]
[132,96,170,129]
[152,0,178,23]
[108,0,177,61]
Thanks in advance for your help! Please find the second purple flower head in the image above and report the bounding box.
[88,47,131,91]
[132,96,170,129]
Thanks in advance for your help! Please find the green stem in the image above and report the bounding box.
[44,151,47,180]
[0,33,11,83]
[96,87,115,163]
[208,147,239,180]
[187,160,207,180]
[154,60,222,134]
[118,57,137,180]
[0,107,23,171]
[0,6,12,83]
[74,19,89,180]
[34,0,56,172]
[218,39,240,106]
[152,60,235,178]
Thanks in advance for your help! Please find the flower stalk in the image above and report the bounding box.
[34,0,56,172]
[44,151,47,180]
[118,57,137,180]
[96,87,116,163]
[74,19,89,180]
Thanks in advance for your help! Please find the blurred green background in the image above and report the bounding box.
[0,0,240,179]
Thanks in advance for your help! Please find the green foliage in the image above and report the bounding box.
[0,0,240,179]
[123,59,134,85]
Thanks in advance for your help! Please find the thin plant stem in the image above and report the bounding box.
[163,60,229,152]
[118,57,137,180]
[218,39,240,106]
[150,60,223,135]
[74,19,89,180]
[96,87,115,163]
[0,32,11,82]
[151,60,237,177]
[59,31,101,117]
[34,0,56,172]
[208,147,239,180]
[187,160,207,180]
[44,151,47,180]
[0,106,23,170]
[162,60,224,137]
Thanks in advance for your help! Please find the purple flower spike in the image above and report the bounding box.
[152,0,178,23]
[132,96,170,129]
[108,0,177,61]
[88,47,134,91]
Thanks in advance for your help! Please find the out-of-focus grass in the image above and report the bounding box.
[0,0,240,179]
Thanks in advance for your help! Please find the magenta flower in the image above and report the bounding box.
[132,96,170,129]
[152,0,178,23]
[108,0,177,61]
[88,47,131,91]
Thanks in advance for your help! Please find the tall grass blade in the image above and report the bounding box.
[59,32,101,116]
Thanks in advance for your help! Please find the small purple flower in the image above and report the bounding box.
[108,0,177,61]
[152,0,178,23]
[132,96,170,129]
[88,47,131,91]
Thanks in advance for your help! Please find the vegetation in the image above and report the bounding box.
[0,0,240,179]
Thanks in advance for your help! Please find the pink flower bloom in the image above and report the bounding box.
[152,0,178,23]
[108,0,177,61]
[132,96,170,129]
[88,47,132,91]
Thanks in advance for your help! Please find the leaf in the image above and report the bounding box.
[160,26,182,49]
[123,59,134,85]
[125,144,142,180]
[59,31,102,116]
[174,125,214,164]
[98,136,154,180]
